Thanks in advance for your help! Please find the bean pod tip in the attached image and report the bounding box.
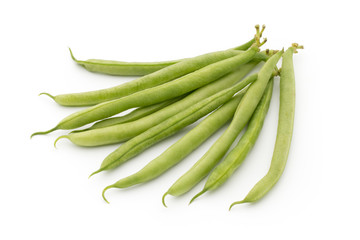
[30,127,57,139]
[54,135,68,148]
[228,200,247,211]
[102,185,113,204]
[161,193,169,208]
[88,169,102,179]
[189,189,206,205]
[38,92,55,100]
[68,47,78,62]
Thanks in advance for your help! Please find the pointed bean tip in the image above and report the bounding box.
[68,47,77,61]
[30,127,57,138]
[89,169,102,179]
[54,135,68,148]
[189,189,206,205]
[162,193,169,208]
[229,200,247,210]
[30,132,42,139]
[39,92,55,100]
[102,185,113,204]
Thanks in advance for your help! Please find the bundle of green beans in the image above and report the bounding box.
[32,25,303,210]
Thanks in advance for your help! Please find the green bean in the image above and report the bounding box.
[229,44,302,210]
[90,73,258,178]
[42,50,267,108]
[69,27,262,77]
[102,94,245,203]
[189,78,274,204]
[42,49,251,107]
[69,48,181,76]
[71,96,185,133]
[31,35,264,137]
[55,62,259,147]
[162,50,283,200]
[69,36,256,77]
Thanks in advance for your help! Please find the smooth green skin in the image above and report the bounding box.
[32,44,259,137]
[71,96,184,133]
[102,94,245,203]
[44,50,267,108]
[189,79,274,204]
[90,73,258,177]
[69,48,181,76]
[57,62,259,146]
[233,39,255,51]
[46,49,245,107]
[230,47,296,209]
[164,50,283,198]
[69,39,254,76]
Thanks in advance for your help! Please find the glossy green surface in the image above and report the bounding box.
[32,44,259,137]
[90,73,258,178]
[58,62,258,146]
[101,94,245,203]
[164,50,282,198]
[190,79,274,204]
[230,45,299,209]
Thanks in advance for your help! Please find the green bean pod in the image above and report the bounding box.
[69,48,181,76]
[71,96,185,133]
[43,49,245,107]
[69,37,255,77]
[90,73,258,177]
[101,94,245,203]
[43,50,268,108]
[56,62,259,146]
[229,44,301,210]
[189,78,274,204]
[163,50,283,199]
[32,41,262,137]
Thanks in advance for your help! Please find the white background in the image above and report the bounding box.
[1,0,359,239]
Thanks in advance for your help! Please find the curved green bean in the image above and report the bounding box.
[229,44,301,210]
[189,78,274,204]
[69,25,263,77]
[69,25,264,77]
[90,73,258,178]
[42,50,268,108]
[69,35,257,77]
[69,48,181,76]
[163,50,283,199]
[56,62,259,146]
[32,37,263,137]
[102,94,245,203]
[43,49,247,107]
